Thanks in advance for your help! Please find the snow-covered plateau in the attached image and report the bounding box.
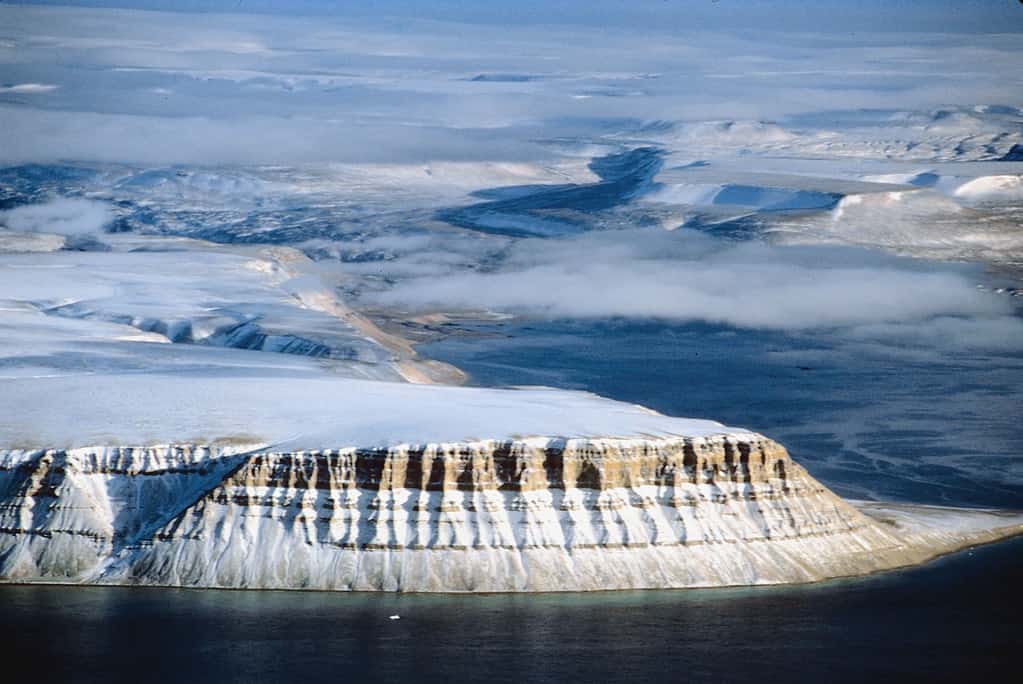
[3,435,1022,592]
[1,234,1021,592]
[1,3,1021,592]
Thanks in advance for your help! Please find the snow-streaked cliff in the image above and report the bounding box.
[3,435,1021,592]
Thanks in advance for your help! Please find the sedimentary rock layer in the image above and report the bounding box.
[3,434,1020,592]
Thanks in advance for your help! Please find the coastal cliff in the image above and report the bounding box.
[3,434,1020,592]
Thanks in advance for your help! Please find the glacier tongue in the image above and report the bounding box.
[3,436,1020,592]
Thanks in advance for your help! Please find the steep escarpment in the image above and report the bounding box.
[0,446,247,580]
[3,435,1020,592]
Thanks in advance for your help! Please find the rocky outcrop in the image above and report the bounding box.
[2,434,1020,592]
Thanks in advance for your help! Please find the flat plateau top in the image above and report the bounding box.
[0,240,746,452]
[0,372,746,451]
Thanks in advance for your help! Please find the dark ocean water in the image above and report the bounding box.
[2,536,1020,684]
[420,319,1023,509]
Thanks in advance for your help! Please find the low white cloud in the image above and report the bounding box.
[366,228,1022,345]
[0,83,59,94]
[844,315,1023,352]
[1,198,113,236]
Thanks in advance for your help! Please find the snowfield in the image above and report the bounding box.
[0,235,739,450]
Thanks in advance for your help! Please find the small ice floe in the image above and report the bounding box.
[389,615,401,620]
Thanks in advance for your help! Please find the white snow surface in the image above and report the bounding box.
[953,175,1023,202]
[0,236,741,451]
[0,374,740,451]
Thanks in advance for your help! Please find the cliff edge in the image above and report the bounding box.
[3,434,1020,592]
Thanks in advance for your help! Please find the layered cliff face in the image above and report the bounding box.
[3,435,1020,592]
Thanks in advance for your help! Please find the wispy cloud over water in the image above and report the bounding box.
[367,228,1022,345]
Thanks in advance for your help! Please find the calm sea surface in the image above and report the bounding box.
[2,536,1020,683]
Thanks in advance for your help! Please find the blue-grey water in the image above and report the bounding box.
[420,319,1023,509]
[2,536,1021,683]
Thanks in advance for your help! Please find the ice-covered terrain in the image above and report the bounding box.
[0,234,458,384]
[1,206,1021,591]
[1,2,1022,592]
